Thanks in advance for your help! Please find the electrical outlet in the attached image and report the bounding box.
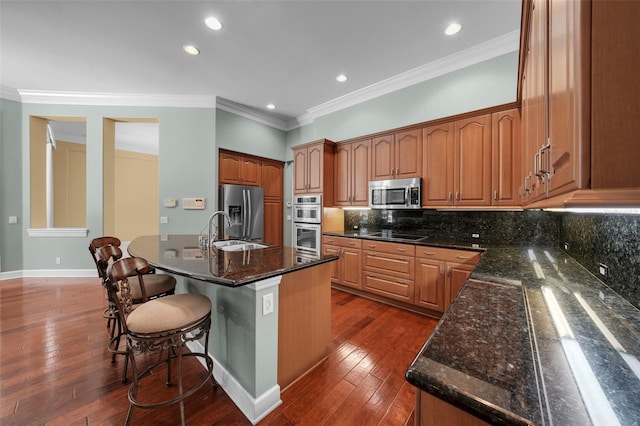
[598,263,609,278]
[56,257,61,265]
[8,216,18,224]
[472,233,480,239]
[160,216,168,224]
[262,293,274,316]
[564,242,569,251]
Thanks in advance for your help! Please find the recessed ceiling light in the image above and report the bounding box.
[205,16,223,31]
[266,104,275,110]
[183,45,200,55]
[336,74,348,82]
[445,22,462,36]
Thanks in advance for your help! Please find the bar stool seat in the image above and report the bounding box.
[105,256,216,426]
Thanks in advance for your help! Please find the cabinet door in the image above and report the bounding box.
[423,123,454,206]
[219,152,242,185]
[262,159,284,199]
[395,129,422,178]
[334,144,351,206]
[293,148,308,194]
[241,156,262,187]
[371,134,395,180]
[323,244,341,283]
[492,109,522,206]
[263,200,283,246]
[341,248,362,289]
[446,264,474,309]
[415,259,445,312]
[351,140,371,206]
[306,144,324,193]
[547,0,589,196]
[454,114,492,206]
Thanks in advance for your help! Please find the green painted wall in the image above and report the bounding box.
[0,99,24,271]
[216,109,286,161]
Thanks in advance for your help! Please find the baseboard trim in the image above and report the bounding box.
[0,269,97,280]
[186,339,282,425]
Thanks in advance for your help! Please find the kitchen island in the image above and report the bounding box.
[128,234,338,424]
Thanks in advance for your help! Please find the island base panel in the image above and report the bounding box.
[278,262,331,388]
[415,390,491,426]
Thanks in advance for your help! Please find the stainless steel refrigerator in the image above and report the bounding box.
[219,184,264,241]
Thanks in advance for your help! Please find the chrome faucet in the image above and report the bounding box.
[208,211,232,245]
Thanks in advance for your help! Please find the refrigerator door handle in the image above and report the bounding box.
[242,189,247,238]
[247,190,252,239]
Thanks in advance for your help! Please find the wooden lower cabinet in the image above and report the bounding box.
[322,236,362,290]
[363,241,415,304]
[415,390,490,426]
[415,246,481,313]
[263,199,283,247]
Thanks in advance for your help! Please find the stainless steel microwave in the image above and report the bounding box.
[369,178,421,209]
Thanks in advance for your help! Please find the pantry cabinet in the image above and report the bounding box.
[334,140,371,207]
[262,159,284,246]
[371,129,422,181]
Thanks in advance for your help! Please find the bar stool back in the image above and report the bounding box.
[105,256,216,426]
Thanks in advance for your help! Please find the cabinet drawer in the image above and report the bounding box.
[363,272,415,303]
[323,235,362,249]
[363,251,414,279]
[361,240,415,256]
[415,246,481,265]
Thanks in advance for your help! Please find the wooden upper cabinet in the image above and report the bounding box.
[455,114,492,206]
[371,134,395,180]
[491,109,522,206]
[519,0,640,207]
[422,115,491,207]
[334,140,371,207]
[219,150,262,187]
[371,129,422,180]
[292,139,335,202]
[423,123,454,206]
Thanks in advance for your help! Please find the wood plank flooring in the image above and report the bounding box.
[0,277,438,425]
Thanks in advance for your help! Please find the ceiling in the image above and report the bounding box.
[1,0,522,128]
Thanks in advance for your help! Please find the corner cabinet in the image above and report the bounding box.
[334,140,371,207]
[520,0,640,207]
[371,129,422,181]
[293,139,335,202]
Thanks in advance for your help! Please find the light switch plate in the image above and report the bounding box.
[164,198,177,208]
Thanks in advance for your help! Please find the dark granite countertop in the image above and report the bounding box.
[324,230,640,425]
[128,234,338,287]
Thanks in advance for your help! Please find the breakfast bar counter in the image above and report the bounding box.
[128,234,338,424]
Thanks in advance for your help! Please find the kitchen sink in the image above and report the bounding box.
[211,240,268,252]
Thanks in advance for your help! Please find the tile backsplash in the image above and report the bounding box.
[560,213,640,309]
[344,209,560,246]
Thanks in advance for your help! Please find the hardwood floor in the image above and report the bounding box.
[0,277,438,425]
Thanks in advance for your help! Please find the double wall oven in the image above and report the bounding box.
[293,194,322,258]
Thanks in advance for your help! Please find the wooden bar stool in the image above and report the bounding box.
[90,236,177,372]
[105,256,216,425]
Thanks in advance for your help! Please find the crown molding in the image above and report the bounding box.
[16,90,216,108]
[298,30,520,124]
[215,97,289,131]
[0,85,21,102]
